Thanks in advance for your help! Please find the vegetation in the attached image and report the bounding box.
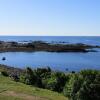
[0,75,67,100]
[0,65,100,100]
[63,70,100,100]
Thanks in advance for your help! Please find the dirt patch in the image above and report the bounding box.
[1,91,48,100]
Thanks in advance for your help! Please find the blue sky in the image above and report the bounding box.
[0,0,100,36]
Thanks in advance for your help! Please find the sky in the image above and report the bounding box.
[0,0,100,36]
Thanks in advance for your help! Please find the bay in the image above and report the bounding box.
[0,36,100,71]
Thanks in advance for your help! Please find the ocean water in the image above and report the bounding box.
[0,36,100,71]
[0,36,100,45]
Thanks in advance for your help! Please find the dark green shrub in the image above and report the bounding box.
[24,67,36,85]
[63,70,100,100]
[72,70,100,100]
[34,67,51,79]
[77,73,100,100]
[20,74,26,83]
[43,72,67,92]
[1,71,9,77]
[10,73,19,82]
[19,67,43,87]
[44,77,57,91]
[63,74,75,97]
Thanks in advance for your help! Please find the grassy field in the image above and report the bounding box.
[0,75,68,100]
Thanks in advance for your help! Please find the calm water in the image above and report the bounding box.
[0,36,100,45]
[0,36,100,71]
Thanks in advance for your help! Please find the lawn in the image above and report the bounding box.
[0,75,68,100]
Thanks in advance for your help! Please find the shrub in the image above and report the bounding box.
[43,72,67,92]
[1,71,9,77]
[10,73,19,82]
[77,73,100,100]
[24,67,36,85]
[34,67,51,79]
[63,70,100,100]
[71,70,100,100]
[63,74,75,97]
[20,74,26,83]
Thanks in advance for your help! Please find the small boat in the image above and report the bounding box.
[2,57,6,61]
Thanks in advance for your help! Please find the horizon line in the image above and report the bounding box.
[0,35,100,37]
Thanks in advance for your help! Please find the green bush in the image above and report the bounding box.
[1,71,9,77]
[63,70,100,100]
[19,67,36,85]
[63,74,75,97]
[43,72,67,92]
[18,67,100,100]
[20,74,26,83]
[77,73,100,100]
[34,67,51,79]
[10,73,19,82]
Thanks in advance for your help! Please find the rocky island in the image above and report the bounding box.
[0,41,99,52]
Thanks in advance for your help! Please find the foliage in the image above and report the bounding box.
[10,73,19,82]
[63,70,100,100]
[20,67,44,87]
[77,71,100,100]
[34,67,51,79]
[20,67,36,85]
[6,66,100,100]
[1,71,9,77]
[43,72,68,92]
[63,74,75,97]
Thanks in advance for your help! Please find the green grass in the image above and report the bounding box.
[0,75,68,100]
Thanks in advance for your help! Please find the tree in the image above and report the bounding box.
[63,74,75,97]
[78,74,100,100]
[71,70,100,100]
[43,72,67,92]
[21,67,36,85]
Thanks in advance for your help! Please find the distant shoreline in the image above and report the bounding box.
[0,41,99,53]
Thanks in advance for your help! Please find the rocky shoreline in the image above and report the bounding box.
[0,64,24,76]
[0,41,99,52]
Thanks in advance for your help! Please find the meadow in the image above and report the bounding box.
[0,75,67,100]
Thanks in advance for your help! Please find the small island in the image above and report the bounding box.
[0,41,99,53]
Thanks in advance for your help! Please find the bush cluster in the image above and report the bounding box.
[19,67,67,91]
[2,67,100,100]
[63,70,100,100]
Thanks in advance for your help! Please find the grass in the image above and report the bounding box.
[0,75,68,100]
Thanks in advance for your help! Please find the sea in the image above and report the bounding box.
[0,36,100,72]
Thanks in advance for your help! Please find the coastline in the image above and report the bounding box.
[0,41,99,53]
